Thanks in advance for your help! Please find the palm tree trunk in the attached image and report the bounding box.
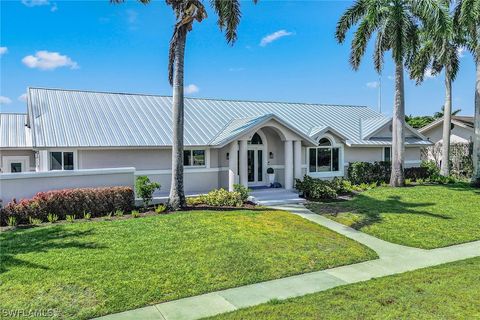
[440,73,452,176]
[473,57,480,184]
[168,30,187,209]
[390,61,405,187]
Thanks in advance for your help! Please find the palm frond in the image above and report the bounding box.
[211,0,242,44]
[335,0,368,43]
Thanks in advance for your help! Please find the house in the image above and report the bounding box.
[0,87,431,193]
[419,116,474,145]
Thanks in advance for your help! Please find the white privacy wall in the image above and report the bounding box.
[0,168,135,203]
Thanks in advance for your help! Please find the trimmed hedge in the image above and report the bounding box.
[1,186,134,226]
[348,161,431,184]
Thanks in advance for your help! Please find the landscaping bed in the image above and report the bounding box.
[307,183,480,249]
[0,208,377,320]
[210,257,480,319]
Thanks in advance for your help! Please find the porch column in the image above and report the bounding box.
[284,140,293,190]
[239,139,248,188]
[228,141,238,191]
[294,140,302,181]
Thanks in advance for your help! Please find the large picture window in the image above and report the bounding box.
[183,149,206,167]
[50,151,74,170]
[309,138,340,173]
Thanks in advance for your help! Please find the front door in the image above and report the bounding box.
[247,149,264,185]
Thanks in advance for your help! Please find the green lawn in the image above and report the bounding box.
[210,257,480,320]
[307,183,480,249]
[0,209,376,320]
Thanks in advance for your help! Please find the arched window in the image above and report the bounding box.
[309,136,340,173]
[249,133,263,145]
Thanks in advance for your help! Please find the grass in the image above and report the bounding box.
[307,183,480,249]
[0,209,377,320]
[210,257,480,320]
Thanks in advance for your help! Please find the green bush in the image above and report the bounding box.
[295,176,342,200]
[66,215,75,223]
[131,210,140,218]
[47,213,59,223]
[201,189,243,207]
[233,184,250,203]
[404,167,430,181]
[421,160,440,180]
[135,176,161,208]
[7,216,17,227]
[155,204,166,214]
[347,161,391,185]
[186,196,204,206]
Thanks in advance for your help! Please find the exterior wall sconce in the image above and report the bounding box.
[226,152,229,160]
[269,152,274,159]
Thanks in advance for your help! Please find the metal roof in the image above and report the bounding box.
[26,87,429,148]
[0,113,32,148]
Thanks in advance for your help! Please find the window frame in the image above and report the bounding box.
[383,147,392,162]
[183,149,207,168]
[307,135,344,178]
[49,151,76,171]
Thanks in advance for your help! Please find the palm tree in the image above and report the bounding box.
[335,0,449,187]
[113,0,256,209]
[454,0,479,184]
[433,105,462,119]
[410,4,461,177]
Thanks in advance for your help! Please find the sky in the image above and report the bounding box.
[0,0,477,117]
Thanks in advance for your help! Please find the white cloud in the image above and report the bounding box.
[0,96,12,105]
[21,0,49,7]
[424,67,436,79]
[184,84,199,94]
[22,51,79,70]
[260,30,293,47]
[0,47,7,55]
[18,93,28,102]
[366,81,380,89]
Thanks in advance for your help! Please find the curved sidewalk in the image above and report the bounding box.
[95,204,480,320]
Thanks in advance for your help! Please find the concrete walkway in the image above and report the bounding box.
[95,204,480,320]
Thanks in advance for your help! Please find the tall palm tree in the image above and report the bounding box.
[113,0,256,209]
[410,3,461,177]
[335,0,449,187]
[454,0,479,184]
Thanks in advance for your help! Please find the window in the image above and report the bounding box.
[309,138,340,173]
[248,133,263,145]
[10,162,22,173]
[50,152,74,170]
[383,147,392,162]
[183,149,205,167]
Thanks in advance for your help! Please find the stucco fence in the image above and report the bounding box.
[0,168,136,206]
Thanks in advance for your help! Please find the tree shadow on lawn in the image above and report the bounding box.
[313,193,453,231]
[0,226,106,274]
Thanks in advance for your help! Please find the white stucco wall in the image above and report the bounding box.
[0,168,135,203]
[78,149,173,170]
[422,124,473,144]
[0,150,36,172]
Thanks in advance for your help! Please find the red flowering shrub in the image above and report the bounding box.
[1,186,134,226]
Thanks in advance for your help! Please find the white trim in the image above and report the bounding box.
[405,160,422,165]
[307,134,345,177]
[135,167,229,176]
[2,156,30,173]
[47,149,78,171]
[0,167,135,180]
[183,148,208,168]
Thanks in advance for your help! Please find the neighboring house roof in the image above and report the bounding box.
[419,116,474,134]
[0,113,32,148]
[4,87,430,148]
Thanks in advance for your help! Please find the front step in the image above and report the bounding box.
[250,189,306,206]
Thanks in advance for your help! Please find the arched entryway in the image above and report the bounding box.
[247,131,267,186]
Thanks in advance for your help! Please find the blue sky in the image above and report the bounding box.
[0,0,477,117]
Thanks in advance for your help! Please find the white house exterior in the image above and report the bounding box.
[0,87,431,195]
[420,116,474,145]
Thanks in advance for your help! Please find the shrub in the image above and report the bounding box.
[404,167,430,181]
[186,196,204,206]
[233,184,250,203]
[295,175,339,200]
[47,213,59,223]
[7,216,17,227]
[131,210,140,218]
[200,189,243,207]
[0,186,134,226]
[66,215,75,223]
[29,217,42,225]
[347,161,391,185]
[104,212,113,220]
[114,209,124,217]
[135,176,160,208]
[155,204,166,214]
[83,212,92,220]
[420,160,440,180]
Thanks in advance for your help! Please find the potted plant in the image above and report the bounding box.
[267,167,275,185]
